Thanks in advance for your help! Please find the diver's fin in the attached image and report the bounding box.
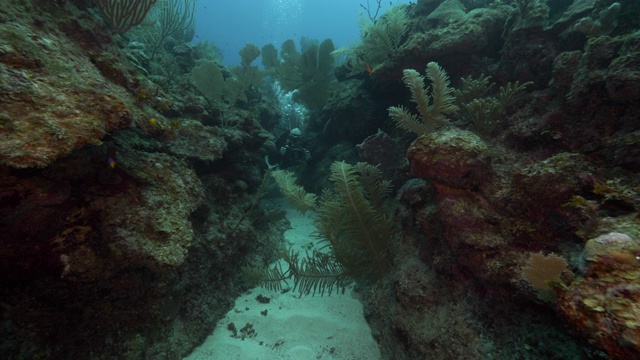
[265,155,279,170]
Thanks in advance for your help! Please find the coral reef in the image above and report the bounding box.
[1,0,639,358]
[327,1,640,359]
[0,0,282,358]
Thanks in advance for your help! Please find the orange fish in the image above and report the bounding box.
[365,63,374,75]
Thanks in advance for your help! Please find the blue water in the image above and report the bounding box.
[194,0,411,66]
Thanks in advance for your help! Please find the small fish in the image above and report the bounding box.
[149,118,158,127]
[365,63,374,75]
[107,157,116,169]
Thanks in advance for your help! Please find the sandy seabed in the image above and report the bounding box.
[184,198,381,360]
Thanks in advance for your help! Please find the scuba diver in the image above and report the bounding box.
[265,128,311,169]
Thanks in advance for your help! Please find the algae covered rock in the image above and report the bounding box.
[0,16,134,169]
[407,127,491,189]
[557,231,640,359]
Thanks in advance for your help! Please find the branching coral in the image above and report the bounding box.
[388,62,458,135]
[332,5,409,76]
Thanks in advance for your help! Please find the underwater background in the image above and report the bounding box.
[194,0,410,66]
[0,0,639,359]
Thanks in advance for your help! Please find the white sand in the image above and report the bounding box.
[184,198,381,360]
